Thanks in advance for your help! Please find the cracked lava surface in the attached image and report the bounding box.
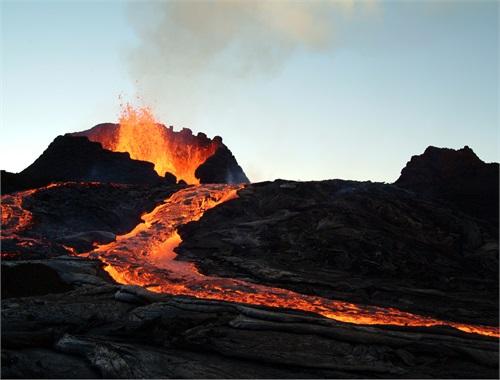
[84,184,500,338]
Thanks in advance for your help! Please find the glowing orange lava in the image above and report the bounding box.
[1,189,39,258]
[1,189,36,236]
[1,183,70,238]
[89,185,500,339]
[81,104,220,184]
[1,182,116,237]
[1,182,116,257]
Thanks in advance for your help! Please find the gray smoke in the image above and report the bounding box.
[125,1,373,117]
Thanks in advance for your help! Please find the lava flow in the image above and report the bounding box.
[1,182,68,239]
[89,184,500,338]
[80,104,220,184]
[1,189,36,236]
[0,182,118,258]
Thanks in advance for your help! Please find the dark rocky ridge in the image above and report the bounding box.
[1,135,173,194]
[196,145,250,184]
[72,122,218,156]
[73,122,250,184]
[71,122,120,147]
[395,145,499,225]
[2,122,250,194]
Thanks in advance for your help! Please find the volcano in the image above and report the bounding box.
[72,105,249,185]
[1,106,248,194]
[1,113,499,378]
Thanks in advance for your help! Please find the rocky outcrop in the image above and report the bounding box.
[0,170,25,193]
[2,262,73,299]
[395,146,499,224]
[1,135,175,193]
[73,123,250,184]
[72,122,120,146]
[72,123,219,158]
[195,145,249,184]
[73,123,249,183]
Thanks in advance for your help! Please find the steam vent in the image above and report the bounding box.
[1,109,499,378]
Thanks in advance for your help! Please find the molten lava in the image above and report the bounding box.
[89,185,500,339]
[1,189,36,236]
[80,104,220,184]
[1,182,117,258]
[1,183,69,239]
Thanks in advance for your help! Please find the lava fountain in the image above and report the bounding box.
[89,185,500,338]
[76,104,221,184]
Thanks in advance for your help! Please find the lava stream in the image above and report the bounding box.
[1,189,36,236]
[1,182,119,258]
[89,184,500,338]
[1,182,69,238]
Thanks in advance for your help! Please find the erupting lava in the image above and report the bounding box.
[79,104,220,184]
[89,185,500,338]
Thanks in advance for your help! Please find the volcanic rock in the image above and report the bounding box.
[177,179,499,326]
[2,182,182,258]
[73,123,250,184]
[1,262,73,299]
[72,122,120,145]
[195,145,250,184]
[395,146,499,224]
[1,135,174,193]
[1,266,498,378]
[1,146,499,379]
[1,170,25,193]
[56,231,116,252]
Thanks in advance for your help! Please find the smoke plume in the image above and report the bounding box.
[126,1,371,119]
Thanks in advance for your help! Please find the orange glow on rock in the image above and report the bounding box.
[89,184,500,339]
[2,182,499,338]
[1,182,118,258]
[1,182,76,239]
[83,104,220,184]
[1,189,36,236]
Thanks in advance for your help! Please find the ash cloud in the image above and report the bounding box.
[125,1,373,117]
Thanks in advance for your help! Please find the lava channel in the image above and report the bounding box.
[88,184,500,338]
[1,182,122,258]
[1,188,37,237]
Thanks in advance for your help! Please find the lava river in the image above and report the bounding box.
[88,184,500,338]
